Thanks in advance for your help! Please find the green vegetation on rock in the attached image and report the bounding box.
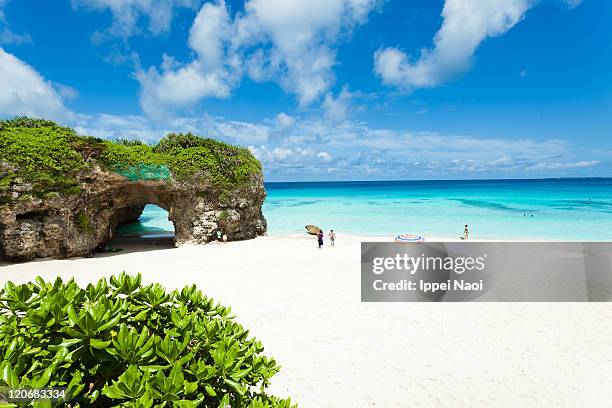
[0,117,263,204]
[101,132,261,185]
[0,118,85,199]
[75,210,94,235]
[0,273,294,407]
[100,142,174,182]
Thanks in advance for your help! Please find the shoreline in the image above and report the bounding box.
[1,234,611,406]
[265,231,577,242]
[112,230,587,243]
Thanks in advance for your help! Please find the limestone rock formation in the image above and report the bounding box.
[0,118,267,262]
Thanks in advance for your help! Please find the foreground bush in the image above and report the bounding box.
[0,273,294,407]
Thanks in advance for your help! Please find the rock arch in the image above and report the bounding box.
[0,173,267,262]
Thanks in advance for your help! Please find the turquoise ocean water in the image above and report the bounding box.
[119,178,612,241]
[117,204,174,238]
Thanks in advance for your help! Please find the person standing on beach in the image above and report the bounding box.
[317,230,324,248]
[461,224,469,240]
[217,229,222,242]
[328,229,336,246]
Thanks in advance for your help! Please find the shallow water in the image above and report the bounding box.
[118,178,612,240]
[116,204,174,238]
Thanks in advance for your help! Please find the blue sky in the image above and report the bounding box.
[0,0,610,181]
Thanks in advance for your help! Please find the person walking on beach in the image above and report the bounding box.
[461,224,469,240]
[217,229,222,242]
[328,229,336,246]
[317,230,324,248]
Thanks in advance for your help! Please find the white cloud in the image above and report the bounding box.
[563,0,583,8]
[104,49,139,67]
[249,145,296,162]
[0,48,73,120]
[137,0,377,118]
[136,0,236,118]
[275,112,295,128]
[0,0,31,45]
[528,160,599,170]
[53,83,79,101]
[248,144,327,164]
[252,117,604,178]
[71,0,200,40]
[323,86,352,121]
[136,61,232,118]
[188,0,232,72]
[374,0,533,89]
[236,0,375,105]
[214,120,270,144]
[317,151,332,163]
[0,27,31,45]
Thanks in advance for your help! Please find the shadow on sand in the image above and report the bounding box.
[0,236,176,266]
[93,236,176,258]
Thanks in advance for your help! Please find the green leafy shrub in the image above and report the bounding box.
[0,273,294,407]
[114,139,146,147]
[99,132,262,185]
[153,133,209,153]
[0,117,59,129]
[0,119,85,197]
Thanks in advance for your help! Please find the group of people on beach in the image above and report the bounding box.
[316,229,336,248]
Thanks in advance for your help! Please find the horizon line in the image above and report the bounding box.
[264,176,611,183]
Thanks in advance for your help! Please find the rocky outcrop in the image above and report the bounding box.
[0,173,266,262]
[0,119,267,262]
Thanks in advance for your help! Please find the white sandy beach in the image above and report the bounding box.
[1,233,611,407]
